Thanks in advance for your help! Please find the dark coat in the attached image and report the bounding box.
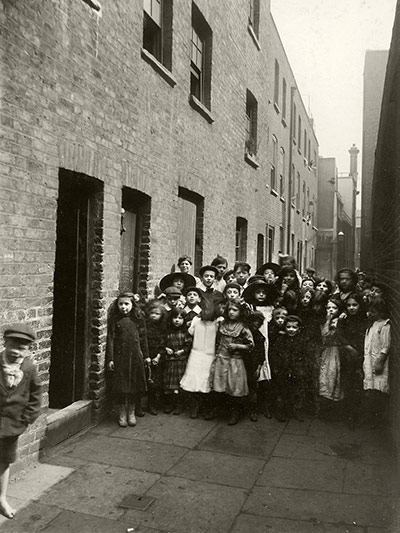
[0,355,42,437]
[106,313,149,395]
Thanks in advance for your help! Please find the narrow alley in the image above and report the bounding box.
[0,413,396,533]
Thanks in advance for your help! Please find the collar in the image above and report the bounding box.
[184,304,202,315]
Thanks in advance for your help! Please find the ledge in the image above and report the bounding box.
[313,225,318,231]
[280,195,285,202]
[297,148,302,156]
[141,48,177,87]
[296,208,301,214]
[302,216,307,222]
[274,102,281,114]
[291,202,296,209]
[247,24,261,50]
[244,152,259,168]
[189,94,214,123]
[270,188,279,197]
[281,117,288,128]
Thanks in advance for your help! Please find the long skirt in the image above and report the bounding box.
[210,354,249,397]
[319,345,343,401]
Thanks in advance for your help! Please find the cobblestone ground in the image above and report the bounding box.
[0,412,398,532]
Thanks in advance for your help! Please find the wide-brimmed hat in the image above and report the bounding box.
[256,262,280,277]
[3,323,35,343]
[160,272,196,293]
[242,279,278,305]
[247,275,265,285]
[199,265,219,277]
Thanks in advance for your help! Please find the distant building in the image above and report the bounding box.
[316,147,359,279]
[0,0,318,466]
[361,50,389,272]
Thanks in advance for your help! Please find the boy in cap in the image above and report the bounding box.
[0,324,42,519]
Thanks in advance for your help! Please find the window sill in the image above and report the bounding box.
[274,102,281,114]
[189,94,214,123]
[244,152,259,168]
[292,138,297,146]
[247,24,261,50]
[270,188,279,197]
[281,117,288,128]
[280,196,285,203]
[297,148,302,156]
[141,48,177,87]
[302,216,307,222]
[312,225,318,231]
[291,203,296,209]
[296,208,301,214]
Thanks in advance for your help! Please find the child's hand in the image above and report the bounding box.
[165,347,173,355]
[152,354,161,365]
[175,349,184,357]
[108,361,114,371]
[374,361,384,375]
[145,357,151,365]
[227,343,237,352]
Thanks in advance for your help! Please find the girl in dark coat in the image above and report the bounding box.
[106,292,149,427]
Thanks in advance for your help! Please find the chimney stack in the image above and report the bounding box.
[349,143,359,180]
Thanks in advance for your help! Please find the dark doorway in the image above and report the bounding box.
[177,188,204,275]
[120,188,151,295]
[49,170,103,409]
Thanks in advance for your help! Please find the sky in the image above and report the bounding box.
[271,0,397,175]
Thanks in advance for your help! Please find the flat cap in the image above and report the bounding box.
[3,323,35,343]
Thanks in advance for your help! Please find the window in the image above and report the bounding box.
[271,135,278,190]
[267,225,275,262]
[291,233,295,257]
[245,90,258,156]
[257,233,264,270]
[236,217,248,261]
[282,78,287,120]
[296,172,301,209]
[279,226,285,254]
[190,3,212,109]
[292,103,297,141]
[308,139,311,162]
[177,188,204,273]
[143,0,173,70]
[297,115,302,148]
[274,60,280,106]
[302,181,306,217]
[304,129,307,159]
[306,187,310,221]
[297,240,303,271]
[248,0,260,38]
[304,240,308,271]
[279,147,285,196]
[291,164,295,205]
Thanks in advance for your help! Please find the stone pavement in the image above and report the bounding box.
[0,412,398,533]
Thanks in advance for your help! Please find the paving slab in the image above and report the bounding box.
[42,462,160,520]
[257,456,346,492]
[110,414,216,448]
[40,509,160,533]
[0,502,62,532]
[231,513,364,533]
[343,462,396,496]
[168,449,264,488]
[283,417,313,436]
[8,463,74,500]
[243,486,392,528]
[272,433,342,461]
[197,418,284,459]
[64,434,188,473]
[124,475,248,533]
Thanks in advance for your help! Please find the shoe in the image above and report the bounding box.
[228,413,239,425]
[173,400,184,415]
[118,404,128,427]
[190,404,199,419]
[205,408,217,420]
[164,403,173,414]
[293,409,304,422]
[274,408,287,423]
[136,407,145,417]
[128,405,137,426]
[148,405,158,415]
[263,407,272,419]
[249,411,258,422]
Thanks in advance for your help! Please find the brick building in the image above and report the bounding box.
[0,0,318,465]
[370,1,400,463]
[360,50,388,273]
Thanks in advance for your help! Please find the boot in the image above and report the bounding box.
[164,394,174,414]
[173,394,184,415]
[249,402,258,422]
[128,403,137,426]
[118,403,128,427]
[135,397,145,417]
[189,394,199,419]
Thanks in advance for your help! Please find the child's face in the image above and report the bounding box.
[173,277,185,291]
[4,337,30,363]
[286,321,300,336]
[263,269,277,284]
[254,288,267,302]
[302,279,314,291]
[225,273,236,284]
[179,260,191,273]
[149,308,163,322]
[186,290,201,306]
[273,311,287,327]
[166,295,179,308]
[235,268,250,286]
[215,263,227,277]
[346,298,360,316]
[301,291,312,306]
[227,304,240,321]
[326,301,339,317]
[338,273,353,292]
[316,281,329,293]
[172,314,184,328]
[369,286,384,302]
[226,287,240,300]
[283,272,296,285]
[118,297,133,315]
[201,270,216,287]
[250,318,264,331]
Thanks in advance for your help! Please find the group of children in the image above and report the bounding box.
[106,254,391,429]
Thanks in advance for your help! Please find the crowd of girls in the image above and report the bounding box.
[106,254,391,429]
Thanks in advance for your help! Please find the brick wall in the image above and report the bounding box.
[0,0,318,464]
[370,1,400,463]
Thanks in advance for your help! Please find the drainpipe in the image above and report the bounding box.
[286,86,296,254]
